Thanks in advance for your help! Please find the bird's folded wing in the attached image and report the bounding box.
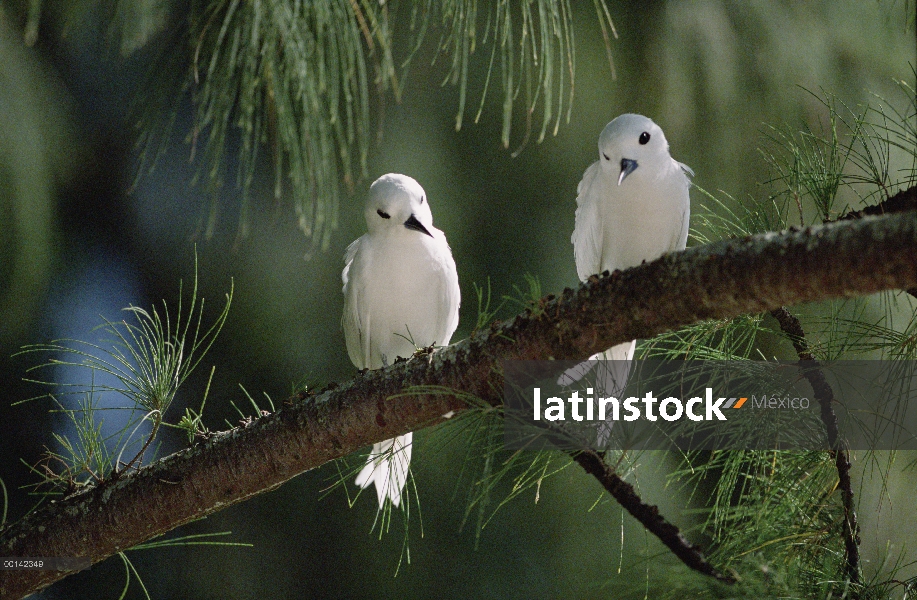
[572,161,605,282]
[342,237,371,370]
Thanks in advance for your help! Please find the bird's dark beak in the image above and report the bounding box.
[618,158,638,185]
[404,214,433,237]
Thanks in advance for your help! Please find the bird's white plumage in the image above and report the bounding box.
[343,173,460,508]
[573,114,691,284]
[567,114,691,437]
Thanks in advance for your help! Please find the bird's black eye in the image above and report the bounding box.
[377,209,391,219]
[602,152,610,161]
[639,132,650,145]
[420,195,425,204]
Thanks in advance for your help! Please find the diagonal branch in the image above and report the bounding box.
[571,449,734,582]
[530,420,732,580]
[769,306,861,586]
[2,207,917,599]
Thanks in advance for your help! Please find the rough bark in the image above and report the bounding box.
[837,185,917,220]
[837,185,917,298]
[2,208,916,599]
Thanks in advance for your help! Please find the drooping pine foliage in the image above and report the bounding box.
[7,0,606,251]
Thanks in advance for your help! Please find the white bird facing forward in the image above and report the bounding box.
[566,114,691,414]
[343,173,460,508]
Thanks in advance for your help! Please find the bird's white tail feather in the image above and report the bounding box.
[557,339,635,389]
[557,340,635,448]
[354,433,413,508]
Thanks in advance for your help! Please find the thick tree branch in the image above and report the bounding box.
[837,185,917,221]
[837,185,917,298]
[2,207,917,598]
[769,307,861,586]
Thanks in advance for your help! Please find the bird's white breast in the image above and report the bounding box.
[588,159,689,275]
[344,230,458,370]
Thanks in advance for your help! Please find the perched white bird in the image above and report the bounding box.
[566,114,692,436]
[343,173,460,508]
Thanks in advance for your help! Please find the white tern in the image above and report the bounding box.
[565,114,692,435]
[343,173,460,508]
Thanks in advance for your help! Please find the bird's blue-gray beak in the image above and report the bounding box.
[404,214,433,237]
[618,158,638,185]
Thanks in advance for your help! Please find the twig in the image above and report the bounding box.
[769,306,861,586]
[571,449,734,583]
[114,416,161,479]
[528,418,730,581]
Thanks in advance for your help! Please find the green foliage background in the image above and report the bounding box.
[0,1,915,598]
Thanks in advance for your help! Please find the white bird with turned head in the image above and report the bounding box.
[564,114,692,427]
[343,173,460,508]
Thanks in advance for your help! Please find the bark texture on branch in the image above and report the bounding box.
[2,208,917,599]
[838,185,917,221]
[837,186,917,299]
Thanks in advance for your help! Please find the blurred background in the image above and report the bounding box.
[1,1,915,597]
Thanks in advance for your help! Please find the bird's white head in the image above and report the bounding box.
[597,114,673,186]
[364,173,434,238]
